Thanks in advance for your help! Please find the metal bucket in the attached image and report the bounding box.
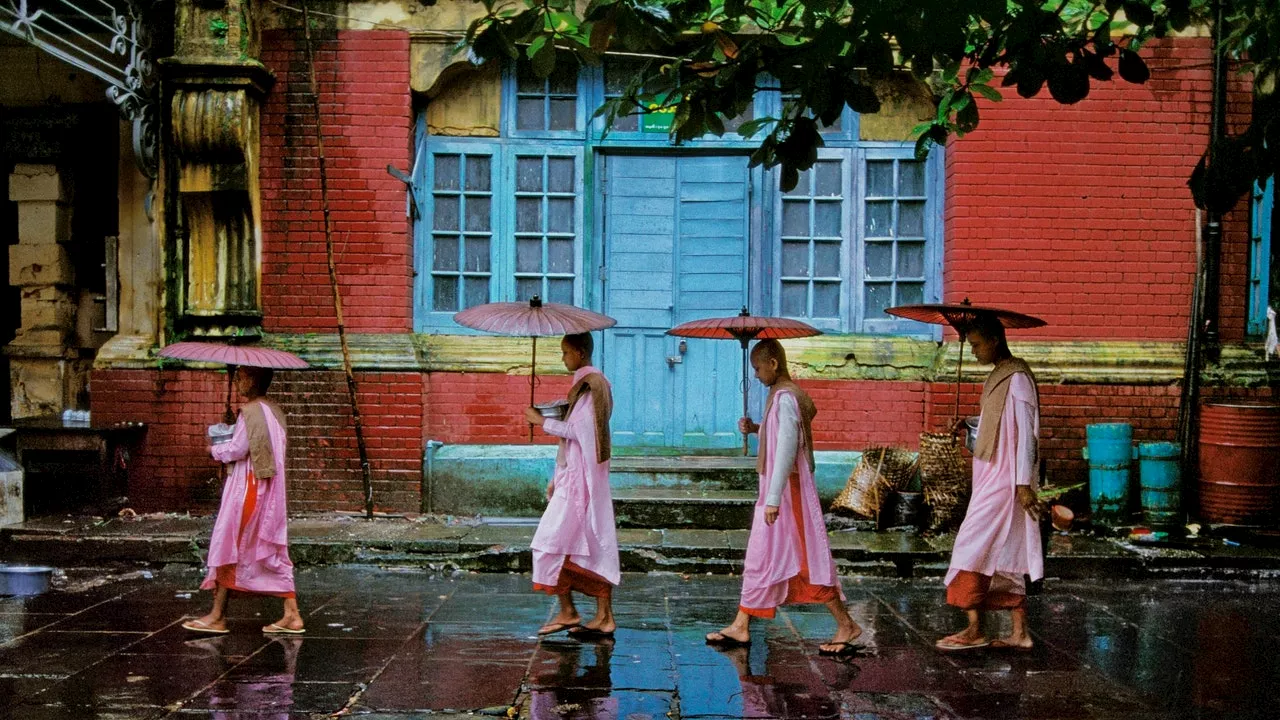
[1138,442,1181,525]
[534,401,570,422]
[0,566,53,596]
[887,491,923,529]
[964,416,980,454]
[1083,423,1134,521]
[1199,402,1280,525]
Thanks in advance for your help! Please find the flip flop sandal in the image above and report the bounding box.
[934,638,990,652]
[262,623,306,635]
[989,639,1034,652]
[536,622,581,637]
[818,641,864,657]
[567,626,615,640]
[705,632,751,647]
[182,619,230,635]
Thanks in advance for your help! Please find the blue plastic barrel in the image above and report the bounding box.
[1082,423,1134,521]
[1138,442,1181,525]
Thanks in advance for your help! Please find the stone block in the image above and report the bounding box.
[6,327,71,354]
[18,285,77,331]
[8,164,65,202]
[8,357,89,419]
[8,244,73,286]
[16,202,72,245]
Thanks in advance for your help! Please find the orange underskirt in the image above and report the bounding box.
[946,570,1024,610]
[214,468,295,600]
[740,471,837,619]
[534,559,612,598]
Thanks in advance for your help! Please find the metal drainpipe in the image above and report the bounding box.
[422,440,444,515]
[1202,0,1228,363]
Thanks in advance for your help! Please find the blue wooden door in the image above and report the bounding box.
[602,155,752,449]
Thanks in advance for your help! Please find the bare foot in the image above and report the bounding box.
[263,612,304,633]
[990,635,1033,650]
[189,613,227,633]
[819,621,863,654]
[537,611,581,635]
[705,625,750,645]
[576,617,616,634]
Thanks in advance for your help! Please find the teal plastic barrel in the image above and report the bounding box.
[1138,442,1181,525]
[1083,423,1133,521]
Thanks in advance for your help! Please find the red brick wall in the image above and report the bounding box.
[91,369,425,514]
[259,29,413,334]
[424,372,573,445]
[944,36,1255,342]
[804,380,927,449]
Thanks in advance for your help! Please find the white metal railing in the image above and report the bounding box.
[1,0,156,176]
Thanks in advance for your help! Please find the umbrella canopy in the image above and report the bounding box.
[158,341,309,369]
[885,298,1046,424]
[454,296,616,441]
[454,296,616,337]
[668,308,822,456]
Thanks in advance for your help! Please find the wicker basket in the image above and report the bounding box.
[832,447,918,519]
[919,431,971,532]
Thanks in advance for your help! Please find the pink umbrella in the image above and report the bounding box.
[158,341,308,423]
[454,296,616,440]
[668,308,823,455]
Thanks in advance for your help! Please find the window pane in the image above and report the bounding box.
[516,197,542,233]
[899,161,925,196]
[548,158,575,193]
[865,242,892,277]
[432,276,457,312]
[517,98,544,131]
[605,59,645,95]
[782,201,809,237]
[612,113,639,133]
[433,155,460,190]
[464,277,489,309]
[547,198,574,234]
[516,277,542,302]
[813,201,841,238]
[897,282,924,306]
[549,98,576,131]
[813,282,840,318]
[516,60,543,94]
[864,282,892,318]
[433,236,458,272]
[549,62,577,95]
[516,238,542,273]
[548,238,574,273]
[814,161,841,197]
[548,278,574,304]
[464,237,490,272]
[814,242,840,277]
[899,201,925,238]
[516,157,543,192]
[781,282,807,317]
[781,241,809,277]
[465,196,491,232]
[864,201,892,237]
[897,242,925,278]
[867,161,894,197]
[464,157,490,191]
[821,113,843,134]
[432,195,458,231]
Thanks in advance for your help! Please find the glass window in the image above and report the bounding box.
[429,151,494,312]
[779,158,845,321]
[514,154,578,304]
[603,58,646,133]
[1249,180,1273,336]
[862,158,928,322]
[781,90,843,135]
[515,56,579,133]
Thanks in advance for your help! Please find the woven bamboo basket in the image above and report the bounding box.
[919,431,971,532]
[832,447,918,519]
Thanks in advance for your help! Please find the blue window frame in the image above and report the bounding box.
[1249,179,1273,336]
[512,149,584,305]
[506,55,588,138]
[419,142,499,320]
[777,151,851,330]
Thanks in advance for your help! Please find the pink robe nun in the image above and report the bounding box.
[201,399,295,597]
[531,366,620,594]
[739,387,843,617]
[945,371,1043,608]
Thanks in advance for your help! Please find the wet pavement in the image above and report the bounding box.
[0,567,1277,719]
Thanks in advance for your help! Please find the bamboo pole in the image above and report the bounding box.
[301,0,375,519]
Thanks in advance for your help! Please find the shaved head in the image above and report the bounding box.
[750,339,788,366]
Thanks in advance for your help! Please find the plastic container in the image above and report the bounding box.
[0,566,53,596]
[1083,423,1135,521]
[1138,441,1181,525]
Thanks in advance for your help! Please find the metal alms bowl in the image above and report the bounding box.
[964,416,981,453]
[0,566,54,596]
[534,401,570,421]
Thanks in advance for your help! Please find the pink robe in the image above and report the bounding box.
[945,372,1043,593]
[201,401,295,595]
[740,390,843,612]
[531,366,621,588]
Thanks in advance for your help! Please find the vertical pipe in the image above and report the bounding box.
[741,338,750,456]
[1202,0,1228,363]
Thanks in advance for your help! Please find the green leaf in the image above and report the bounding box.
[737,116,778,139]
[955,97,979,134]
[967,67,994,85]
[971,83,1003,102]
[527,35,548,59]
[1117,49,1150,83]
[531,35,557,77]
[844,83,881,114]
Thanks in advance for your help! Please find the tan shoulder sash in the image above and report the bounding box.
[565,372,613,463]
[757,380,817,474]
[241,399,286,479]
[973,357,1037,462]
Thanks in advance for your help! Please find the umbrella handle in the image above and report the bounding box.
[952,336,965,427]
[741,339,750,457]
[529,336,537,443]
[224,366,236,425]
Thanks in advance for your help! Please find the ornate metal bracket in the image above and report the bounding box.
[1,0,159,177]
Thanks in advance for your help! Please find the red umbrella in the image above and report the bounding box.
[454,296,617,440]
[668,308,822,455]
[885,298,1047,422]
[157,341,309,423]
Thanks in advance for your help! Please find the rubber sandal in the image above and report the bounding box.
[934,637,990,652]
[989,639,1033,652]
[705,632,751,647]
[818,640,863,657]
[536,621,581,637]
[567,626,615,640]
[182,619,230,635]
[262,623,306,635]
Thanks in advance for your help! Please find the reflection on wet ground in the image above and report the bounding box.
[0,567,1276,718]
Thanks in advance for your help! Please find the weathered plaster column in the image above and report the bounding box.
[159,0,272,338]
[6,164,90,418]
